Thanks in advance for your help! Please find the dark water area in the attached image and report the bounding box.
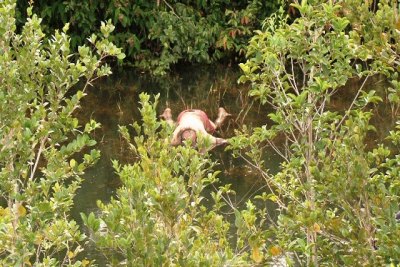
[71,64,277,206]
[70,65,395,263]
[71,64,281,263]
[329,75,396,147]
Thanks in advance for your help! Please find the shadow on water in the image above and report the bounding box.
[71,64,280,263]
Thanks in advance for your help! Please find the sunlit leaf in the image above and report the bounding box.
[70,159,76,168]
[251,246,263,263]
[15,203,27,217]
[68,251,75,259]
[313,222,321,233]
[269,245,282,257]
[82,259,90,266]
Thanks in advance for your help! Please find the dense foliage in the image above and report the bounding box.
[0,0,124,265]
[16,0,282,75]
[231,0,400,265]
[3,0,400,266]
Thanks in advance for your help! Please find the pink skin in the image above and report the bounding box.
[215,107,231,128]
[176,109,216,133]
[162,108,230,148]
[160,108,175,126]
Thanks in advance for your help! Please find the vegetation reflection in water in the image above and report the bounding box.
[71,65,281,262]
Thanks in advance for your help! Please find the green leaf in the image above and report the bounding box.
[332,18,350,32]
[117,52,126,60]
[239,63,250,73]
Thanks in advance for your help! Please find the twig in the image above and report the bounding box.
[29,134,49,181]
[335,76,370,132]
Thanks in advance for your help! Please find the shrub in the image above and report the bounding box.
[83,93,268,266]
[0,1,124,265]
[230,0,400,265]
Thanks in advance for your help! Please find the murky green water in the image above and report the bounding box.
[71,65,393,263]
